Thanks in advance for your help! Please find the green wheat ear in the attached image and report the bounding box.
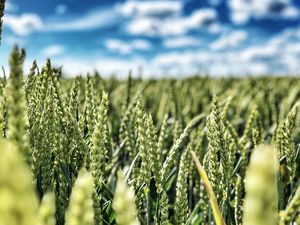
[279,186,300,225]
[276,109,297,183]
[65,169,94,225]
[90,91,109,186]
[0,0,5,44]
[174,149,189,224]
[161,113,205,184]
[113,170,140,225]
[7,46,31,162]
[0,139,39,225]
[206,95,229,201]
[38,192,56,225]
[159,191,169,225]
[147,114,163,193]
[135,97,151,189]
[243,145,278,225]
[234,176,243,225]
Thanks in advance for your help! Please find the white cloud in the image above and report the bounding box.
[5,1,19,13]
[150,49,268,76]
[285,42,300,56]
[210,30,247,50]
[133,39,151,50]
[51,58,94,76]
[149,27,300,76]
[265,26,300,47]
[228,0,299,24]
[3,13,43,35]
[163,36,201,48]
[46,56,146,78]
[120,0,182,18]
[3,2,218,37]
[187,8,217,27]
[44,8,121,32]
[126,18,159,36]
[240,31,300,74]
[95,58,146,77]
[105,40,131,54]
[17,27,300,78]
[4,35,26,46]
[42,45,65,58]
[105,39,151,54]
[55,4,68,15]
[208,0,222,6]
[4,7,121,35]
[240,27,300,62]
[152,50,213,74]
[241,45,278,62]
[126,8,219,36]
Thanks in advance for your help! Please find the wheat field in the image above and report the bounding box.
[0,1,300,225]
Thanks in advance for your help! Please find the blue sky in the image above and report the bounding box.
[1,0,300,77]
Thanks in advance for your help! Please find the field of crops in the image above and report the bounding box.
[0,2,300,225]
[0,45,298,225]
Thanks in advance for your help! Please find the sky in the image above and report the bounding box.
[1,0,300,78]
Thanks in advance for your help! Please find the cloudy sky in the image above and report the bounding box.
[0,0,300,77]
